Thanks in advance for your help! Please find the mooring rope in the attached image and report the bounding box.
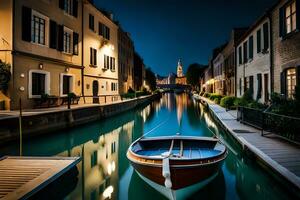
[142,116,171,138]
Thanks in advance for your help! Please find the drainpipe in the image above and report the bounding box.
[81,1,85,103]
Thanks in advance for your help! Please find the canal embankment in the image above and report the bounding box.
[0,94,160,145]
[199,96,300,195]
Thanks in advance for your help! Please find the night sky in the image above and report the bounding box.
[95,0,276,76]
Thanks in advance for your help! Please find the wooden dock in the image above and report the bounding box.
[200,97,300,192]
[0,156,81,200]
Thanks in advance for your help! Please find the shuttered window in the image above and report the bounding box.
[57,25,64,51]
[249,36,253,60]
[279,0,298,37]
[243,41,248,63]
[263,22,269,51]
[59,0,78,17]
[238,46,242,65]
[73,32,79,55]
[90,48,97,66]
[22,6,32,42]
[98,23,110,40]
[49,20,57,49]
[257,74,262,100]
[257,29,261,53]
[89,14,94,31]
[31,15,45,45]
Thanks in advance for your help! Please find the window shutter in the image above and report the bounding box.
[94,49,97,66]
[263,23,269,50]
[22,6,31,42]
[49,20,57,49]
[296,66,300,87]
[257,74,262,100]
[73,0,78,17]
[280,71,286,96]
[279,6,285,37]
[59,0,64,9]
[107,28,110,40]
[90,48,92,65]
[73,32,79,55]
[249,36,253,59]
[243,42,248,63]
[257,29,261,53]
[98,22,103,36]
[57,25,64,51]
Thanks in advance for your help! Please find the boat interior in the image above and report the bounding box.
[132,138,225,159]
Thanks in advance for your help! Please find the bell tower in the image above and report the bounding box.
[177,59,183,77]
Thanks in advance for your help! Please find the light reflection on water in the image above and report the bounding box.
[0,93,294,200]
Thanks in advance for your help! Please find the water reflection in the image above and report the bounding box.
[0,93,295,200]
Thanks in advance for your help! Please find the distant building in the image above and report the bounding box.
[168,73,177,84]
[156,74,168,85]
[222,28,248,96]
[118,28,134,94]
[175,59,187,85]
[212,44,227,95]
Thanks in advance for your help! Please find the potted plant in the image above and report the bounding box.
[0,60,11,110]
[0,60,11,93]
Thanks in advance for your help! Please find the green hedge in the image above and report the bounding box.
[220,96,236,109]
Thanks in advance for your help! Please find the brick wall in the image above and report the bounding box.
[271,0,300,93]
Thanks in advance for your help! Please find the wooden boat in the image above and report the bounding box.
[127,136,227,199]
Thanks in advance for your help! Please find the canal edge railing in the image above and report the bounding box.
[237,106,300,144]
[198,96,300,194]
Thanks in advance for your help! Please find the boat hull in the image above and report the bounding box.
[129,158,224,190]
[136,171,219,200]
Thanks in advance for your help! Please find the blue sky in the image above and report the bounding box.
[95,0,275,76]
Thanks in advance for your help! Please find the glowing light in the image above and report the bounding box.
[103,186,114,199]
[107,161,116,175]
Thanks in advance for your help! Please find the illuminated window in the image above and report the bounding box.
[285,1,297,34]
[286,68,296,98]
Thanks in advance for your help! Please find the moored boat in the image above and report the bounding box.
[127,136,227,198]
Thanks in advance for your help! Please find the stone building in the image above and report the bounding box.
[271,0,300,99]
[236,14,272,103]
[201,59,214,93]
[118,28,134,94]
[175,59,187,85]
[82,1,119,104]
[222,28,248,96]
[0,0,83,109]
[212,44,227,95]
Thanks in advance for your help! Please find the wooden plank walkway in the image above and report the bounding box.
[200,97,300,191]
[0,156,81,200]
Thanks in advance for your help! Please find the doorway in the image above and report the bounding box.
[92,80,99,103]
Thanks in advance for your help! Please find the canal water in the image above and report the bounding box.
[0,93,294,200]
